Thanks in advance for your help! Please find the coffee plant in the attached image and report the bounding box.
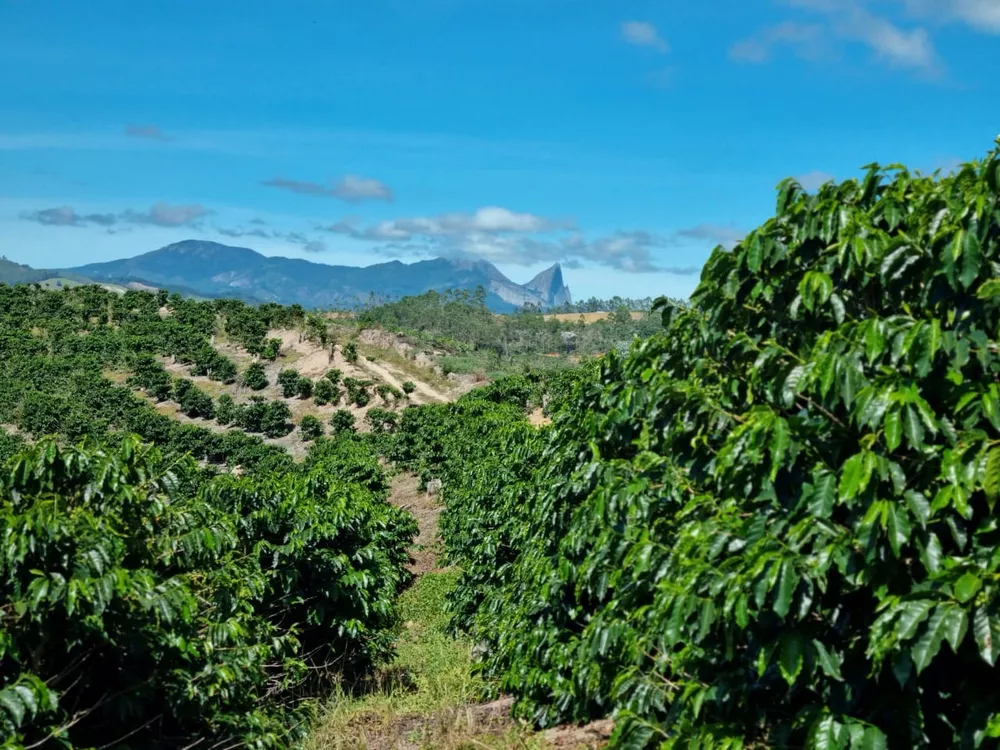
[242,361,269,390]
[0,435,416,749]
[389,141,1000,748]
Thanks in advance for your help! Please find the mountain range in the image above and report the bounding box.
[1,240,572,312]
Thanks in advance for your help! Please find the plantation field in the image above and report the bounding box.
[4,140,1000,749]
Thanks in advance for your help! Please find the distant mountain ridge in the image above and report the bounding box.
[49,240,572,311]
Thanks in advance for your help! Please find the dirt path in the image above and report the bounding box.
[359,357,450,406]
[386,470,443,574]
[374,470,612,750]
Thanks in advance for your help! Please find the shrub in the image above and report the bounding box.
[325,368,343,385]
[395,144,1000,748]
[173,378,216,420]
[314,377,339,406]
[330,409,356,434]
[402,380,417,395]
[261,400,293,438]
[343,342,358,363]
[127,354,173,400]
[300,414,324,441]
[344,377,374,407]
[365,407,399,434]
[191,347,237,384]
[215,393,239,425]
[242,361,269,390]
[0,435,416,749]
[296,377,314,399]
[278,368,300,398]
[262,337,282,360]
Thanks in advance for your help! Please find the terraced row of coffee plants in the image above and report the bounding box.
[0,286,304,469]
[387,141,1000,747]
[0,287,423,748]
[1,432,416,748]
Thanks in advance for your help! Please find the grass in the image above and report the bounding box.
[304,571,543,750]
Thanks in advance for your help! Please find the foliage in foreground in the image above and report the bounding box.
[0,435,416,749]
[392,142,1000,747]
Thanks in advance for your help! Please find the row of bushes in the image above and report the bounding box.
[386,144,1000,747]
[0,433,417,749]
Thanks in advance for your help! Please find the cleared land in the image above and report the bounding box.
[542,311,645,323]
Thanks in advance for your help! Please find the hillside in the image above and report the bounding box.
[60,240,572,312]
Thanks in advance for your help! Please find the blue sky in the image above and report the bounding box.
[1,0,998,300]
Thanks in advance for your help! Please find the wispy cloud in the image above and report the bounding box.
[621,21,669,52]
[730,22,826,62]
[21,202,212,229]
[734,0,940,74]
[675,223,745,248]
[121,203,211,227]
[20,206,117,227]
[214,225,327,252]
[262,174,394,202]
[902,0,1000,33]
[125,124,170,141]
[795,170,837,190]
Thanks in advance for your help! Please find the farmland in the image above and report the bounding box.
[4,140,1000,749]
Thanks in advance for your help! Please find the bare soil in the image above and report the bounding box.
[542,312,644,323]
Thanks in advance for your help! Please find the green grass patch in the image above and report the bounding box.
[304,571,541,749]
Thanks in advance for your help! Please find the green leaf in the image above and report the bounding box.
[0,688,26,727]
[884,409,902,451]
[783,365,806,407]
[896,599,934,641]
[960,231,983,289]
[747,234,763,272]
[812,639,843,681]
[983,447,1000,503]
[904,490,930,526]
[912,604,965,673]
[808,715,848,750]
[856,727,889,750]
[773,559,798,618]
[954,573,982,604]
[769,416,791,480]
[902,406,924,449]
[779,631,806,685]
[810,471,838,517]
[977,279,1000,299]
[943,605,968,652]
[885,502,911,557]
[973,606,1000,666]
[830,293,846,324]
[920,532,943,574]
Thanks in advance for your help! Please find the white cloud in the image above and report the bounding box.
[325,206,570,242]
[326,208,726,274]
[621,21,669,52]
